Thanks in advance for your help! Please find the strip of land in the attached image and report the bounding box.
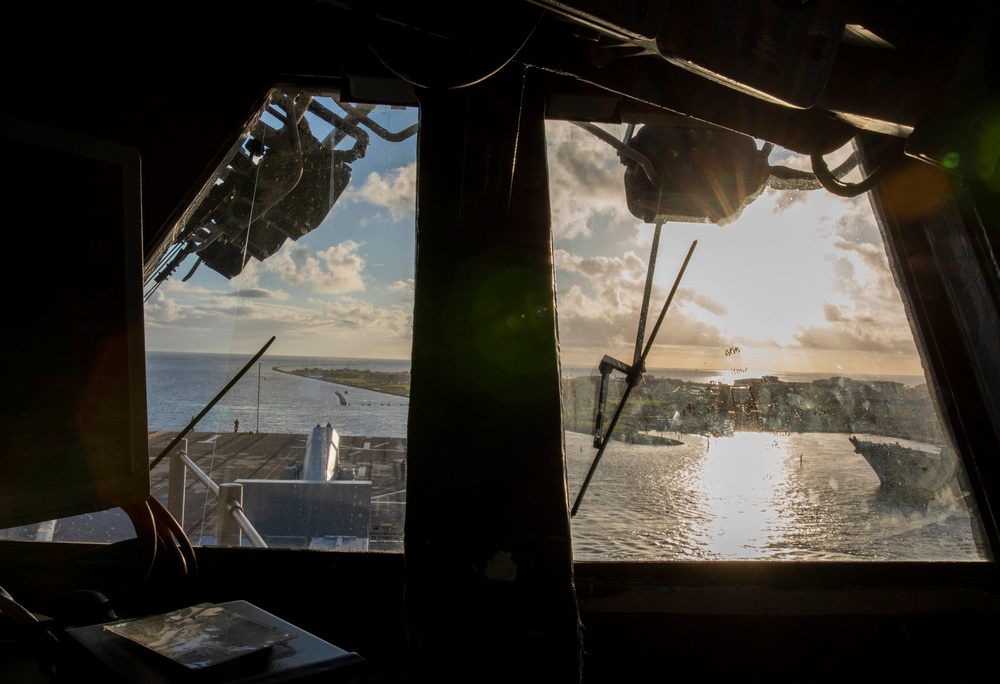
[275,367,410,397]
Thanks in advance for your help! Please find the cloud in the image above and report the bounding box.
[160,280,214,295]
[555,249,650,317]
[770,188,810,212]
[793,323,915,355]
[828,239,904,314]
[351,161,416,221]
[830,196,883,245]
[145,290,182,324]
[260,241,366,294]
[163,263,291,301]
[145,281,250,327]
[679,287,728,316]
[546,121,645,242]
[388,279,414,293]
[832,238,888,270]
[556,281,727,360]
[143,289,244,332]
[315,297,411,336]
[793,238,915,358]
[223,288,288,300]
[823,302,847,323]
[213,296,409,336]
[553,247,727,359]
[556,249,646,282]
[146,281,412,346]
[237,259,261,288]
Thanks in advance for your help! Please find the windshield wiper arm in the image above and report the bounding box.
[571,239,697,517]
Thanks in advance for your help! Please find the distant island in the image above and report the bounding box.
[274,367,410,398]
[274,366,940,445]
[562,374,944,444]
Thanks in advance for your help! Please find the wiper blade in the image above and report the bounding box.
[571,239,697,517]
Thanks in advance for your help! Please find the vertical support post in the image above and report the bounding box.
[217,482,243,547]
[405,65,581,681]
[168,439,188,526]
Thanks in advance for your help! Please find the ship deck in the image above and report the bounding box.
[147,431,406,551]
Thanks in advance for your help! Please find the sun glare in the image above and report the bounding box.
[692,432,791,558]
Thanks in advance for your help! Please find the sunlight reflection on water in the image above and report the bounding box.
[566,430,981,561]
[692,433,789,558]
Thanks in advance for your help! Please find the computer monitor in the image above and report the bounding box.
[0,115,150,528]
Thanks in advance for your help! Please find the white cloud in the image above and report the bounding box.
[556,281,727,364]
[769,188,810,212]
[553,246,728,362]
[260,241,366,294]
[793,323,915,355]
[145,290,181,324]
[224,288,288,300]
[680,287,728,316]
[351,161,416,221]
[546,121,645,242]
[221,296,410,339]
[556,249,646,284]
[237,258,261,288]
[316,298,411,336]
[160,279,214,295]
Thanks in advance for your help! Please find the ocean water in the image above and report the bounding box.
[146,351,410,438]
[145,352,987,561]
[565,430,984,561]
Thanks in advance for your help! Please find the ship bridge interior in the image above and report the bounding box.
[2,1,1000,682]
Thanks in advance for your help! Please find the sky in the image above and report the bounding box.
[144,96,419,360]
[144,94,925,378]
[545,121,923,377]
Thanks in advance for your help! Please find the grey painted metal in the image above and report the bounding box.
[231,504,268,548]
[217,483,243,547]
[237,479,371,548]
[167,439,187,525]
[173,447,267,547]
[302,424,339,481]
[178,450,219,498]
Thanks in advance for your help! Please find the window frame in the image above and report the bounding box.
[858,134,1000,554]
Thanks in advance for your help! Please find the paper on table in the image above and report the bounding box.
[103,603,293,669]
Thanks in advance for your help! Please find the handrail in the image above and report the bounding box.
[178,449,219,497]
[168,441,268,548]
[229,504,268,548]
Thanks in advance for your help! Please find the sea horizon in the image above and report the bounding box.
[146,350,927,388]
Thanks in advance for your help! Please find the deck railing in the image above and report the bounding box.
[167,439,268,548]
